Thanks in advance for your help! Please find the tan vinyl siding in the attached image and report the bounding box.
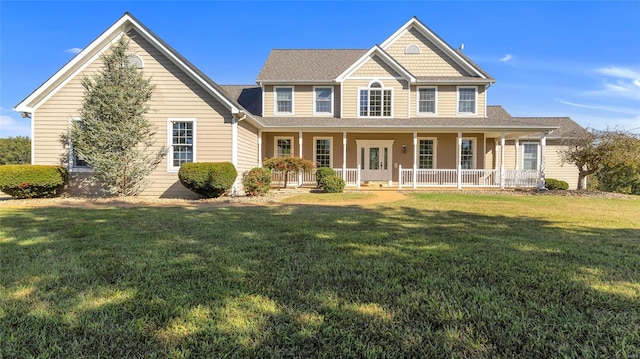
[263,85,274,116]
[235,120,259,194]
[34,29,234,198]
[545,142,580,190]
[352,55,401,78]
[411,85,485,117]
[294,85,313,117]
[341,78,409,118]
[384,27,470,77]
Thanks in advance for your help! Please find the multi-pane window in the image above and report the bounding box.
[275,137,293,157]
[275,87,293,114]
[359,82,391,117]
[418,88,436,114]
[170,120,194,170]
[461,139,474,169]
[458,87,476,114]
[315,138,331,167]
[523,143,539,170]
[419,139,435,169]
[314,87,332,114]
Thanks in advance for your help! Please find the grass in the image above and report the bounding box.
[1,193,639,358]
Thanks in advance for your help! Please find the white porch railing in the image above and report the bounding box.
[271,168,361,188]
[399,166,539,189]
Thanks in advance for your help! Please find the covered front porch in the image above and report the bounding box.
[260,129,550,190]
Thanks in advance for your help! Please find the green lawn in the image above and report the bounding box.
[1,193,639,358]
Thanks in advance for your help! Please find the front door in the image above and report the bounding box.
[358,140,393,183]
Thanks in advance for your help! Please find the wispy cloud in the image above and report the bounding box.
[499,54,513,62]
[589,66,640,100]
[65,47,82,55]
[555,98,638,115]
[0,115,31,137]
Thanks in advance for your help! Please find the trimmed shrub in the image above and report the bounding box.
[320,175,345,193]
[545,178,569,190]
[0,164,68,198]
[178,162,237,198]
[243,167,271,196]
[316,167,336,188]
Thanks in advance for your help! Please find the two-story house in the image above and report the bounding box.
[14,13,583,197]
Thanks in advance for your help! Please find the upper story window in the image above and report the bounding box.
[417,87,437,115]
[168,119,195,172]
[275,87,293,115]
[314,87,333,115]
[359,81,392,117]
[405,44,420,54]
[458,87,477,115]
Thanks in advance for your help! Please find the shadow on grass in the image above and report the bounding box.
[1,202,639,358]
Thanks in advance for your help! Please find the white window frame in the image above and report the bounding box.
[457,86,477,115]
[416,86,437,116]
[313,137,333,168]
[274,86,294,115]
[68,117,91,172]
[418,137,437,169]
[522,142,540,171]
[358,80,393,118]
[460,137,477,169]
[405,44,420,54]
[274,136,294,157]
[313,86,334,116]
[167,118,196,172]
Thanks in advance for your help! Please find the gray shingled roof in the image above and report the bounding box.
[513,117,588,138]
[257,49,367,82]
[220,85,262,116]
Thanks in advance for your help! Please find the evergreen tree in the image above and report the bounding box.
[69,37,166,196]
[0,136,31,164]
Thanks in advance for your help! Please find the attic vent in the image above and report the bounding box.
[126,54,144,69]
[405,44,420,54]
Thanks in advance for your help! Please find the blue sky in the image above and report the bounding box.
[1,1,639,137]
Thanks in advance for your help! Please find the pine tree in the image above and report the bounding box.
[69,37,166,196]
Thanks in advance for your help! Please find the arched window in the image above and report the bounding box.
[405,44,420,54]
[127,54,144,69]
[370,81,382,88]
[359,81,392,117]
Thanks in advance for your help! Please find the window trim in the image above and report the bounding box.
[522,142,540,171]
[68,117,92,172]
[313,137,333,168]
[418,137,437,169]
[358,80,394,118]
[167,118,196,173]
[405,44,420,54]
[460,137,477,169]
[313,86,334,116]
[457,86,477,115]
[274,136,294,157]
[274,86,294,115]
[416,86,438,116]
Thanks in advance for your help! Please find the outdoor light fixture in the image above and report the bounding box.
[402,145,407,153]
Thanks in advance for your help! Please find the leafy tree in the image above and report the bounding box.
[68,37,166,196]
[263,156,314,188]
[560,128,640,192]
[0,136,31,164]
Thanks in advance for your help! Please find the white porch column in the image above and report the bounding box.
[514,138,520,170]
[412,132,417,189]
[539,131,547,190]
[342,131,347,180]
[298,131,303,186]
[257,130,262,167]
[457,132,462,189]
[500,132,506,189]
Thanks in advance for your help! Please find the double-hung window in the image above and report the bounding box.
[314,87,333,115]
[275,136,293,157]
[461,139,475,169]
[314,137,332,168]
[168,119,195,171]
[69,118,90,170]
[417,87,436,115]
[523,143,539,170]
[458,87,477,114]
[275,87,293,115]
[418,139,436,169]
[359,81,392,117]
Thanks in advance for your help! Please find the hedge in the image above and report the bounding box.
[178,162,237,198]
[545,178,569,190]
[0,164,68,198]
[242,167,271,196]
[320,175,346,193]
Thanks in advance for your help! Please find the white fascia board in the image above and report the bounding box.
[380,17,486,79]
[336,45,416,83]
